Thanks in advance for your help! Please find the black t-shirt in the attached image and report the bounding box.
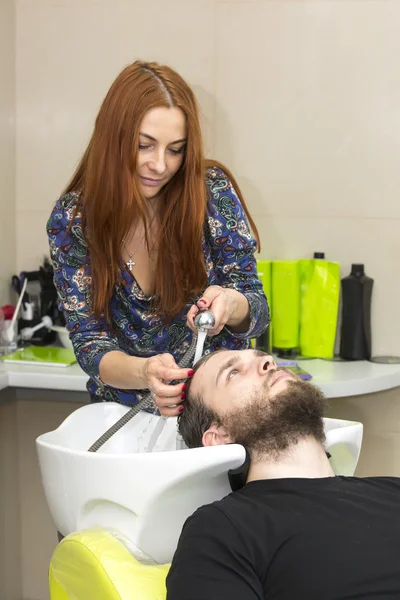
[166,476,400,599]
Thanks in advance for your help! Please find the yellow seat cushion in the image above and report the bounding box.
[49,529,170,600]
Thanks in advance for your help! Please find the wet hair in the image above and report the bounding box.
[178,351,222,448]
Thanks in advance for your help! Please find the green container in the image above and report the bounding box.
[257,259,272,303]
[256,259,272,350]
[299,258,340,358]
[271,260,300,351]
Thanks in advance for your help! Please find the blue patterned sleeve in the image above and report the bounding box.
[205,167,270,339]
[46,194,120,382]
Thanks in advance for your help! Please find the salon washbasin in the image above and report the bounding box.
[36,402,363,564]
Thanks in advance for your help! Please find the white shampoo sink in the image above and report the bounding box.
[36,403,363,563]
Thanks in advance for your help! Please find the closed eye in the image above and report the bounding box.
[138,144,185,154]
[169,146,185,155]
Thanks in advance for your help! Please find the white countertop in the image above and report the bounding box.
[297,358,400,399]
[0,361,88,393]
[1,357,400,399]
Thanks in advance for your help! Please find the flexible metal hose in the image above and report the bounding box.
[87,334,198,452]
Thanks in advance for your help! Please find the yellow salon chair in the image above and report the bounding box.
[49,528,170,600]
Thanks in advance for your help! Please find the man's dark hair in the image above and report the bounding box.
[178,392,219,448]
[178,352,221,448]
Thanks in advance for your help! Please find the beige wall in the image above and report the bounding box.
[0,0,16,305]
[14,0,400,358]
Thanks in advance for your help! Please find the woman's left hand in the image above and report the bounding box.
[187,285,247,336]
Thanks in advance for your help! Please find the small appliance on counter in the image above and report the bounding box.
[12,257,65,347]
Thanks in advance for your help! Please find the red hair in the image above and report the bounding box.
[64,60,260,322]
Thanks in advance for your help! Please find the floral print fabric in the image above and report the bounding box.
[47,167,269,407]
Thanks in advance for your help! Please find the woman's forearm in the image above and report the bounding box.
[99,351,148,389]
[226,289,251,333]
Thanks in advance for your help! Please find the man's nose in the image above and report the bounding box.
[258,355,276,375]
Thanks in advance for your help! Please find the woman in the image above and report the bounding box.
[47,60,269,417]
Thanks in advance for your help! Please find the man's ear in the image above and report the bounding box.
[202,424,232,447]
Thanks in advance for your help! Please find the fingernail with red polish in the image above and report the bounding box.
[182,383,187,391]
[181,392,186,400]
[179,405,184,413]
[187,370,194,377]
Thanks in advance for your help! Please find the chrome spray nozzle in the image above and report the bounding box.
[194,310,216,333]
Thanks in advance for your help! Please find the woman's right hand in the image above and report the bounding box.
[142,353,194,417]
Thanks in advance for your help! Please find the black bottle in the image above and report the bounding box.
[340,264,373,360]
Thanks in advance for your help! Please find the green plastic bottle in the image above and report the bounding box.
[299,252,340,358]
[271,260,300,357]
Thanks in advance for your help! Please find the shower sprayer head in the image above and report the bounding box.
[194,310,216,332]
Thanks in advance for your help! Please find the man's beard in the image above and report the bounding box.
[221,375,327,462]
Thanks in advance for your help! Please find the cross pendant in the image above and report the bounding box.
[127,258,135,271]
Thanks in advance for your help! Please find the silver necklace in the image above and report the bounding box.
[122,238,141,271]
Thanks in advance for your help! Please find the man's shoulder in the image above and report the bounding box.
[354,475,400,489]
[188,496,233,524]
[181,494,242,537]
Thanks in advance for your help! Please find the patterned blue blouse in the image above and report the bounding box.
[47,166,269,407]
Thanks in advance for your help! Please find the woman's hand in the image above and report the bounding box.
[141,353,193,417]
[186,285,250,335]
